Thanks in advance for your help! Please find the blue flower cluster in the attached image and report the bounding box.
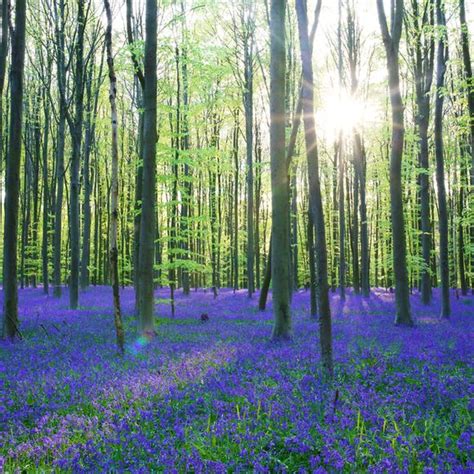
[0,287,472,472]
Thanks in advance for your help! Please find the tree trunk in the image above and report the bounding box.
[52,0,67,298]
[338,135,346,300]
[180,5,191,296]
[459,0,474,292]
[67,0,86,309]
[377,0,413,326]
[2,0,26,339]
[296,0,333,374]
[435,0,450,318]
[270,0,291,339]
[104,0,125,353]
[233,111,239,291]
[137,0,158,335]
[307,211,317,318]
[42,88,50,294]
[259,238,272,311]
[359,142,370,297]
[244,17,255,298]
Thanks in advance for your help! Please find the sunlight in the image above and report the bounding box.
[317,90,376,141]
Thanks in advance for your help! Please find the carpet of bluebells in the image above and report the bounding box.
[0,286,473,473]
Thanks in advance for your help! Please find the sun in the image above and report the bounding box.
[317,90,377,141]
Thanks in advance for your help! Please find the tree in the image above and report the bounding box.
[65,0,87,309]
[259,0,321,312]
[270,0,291,340]
[377,0,413,326]
[406,0,435,304]
[137,0,158,335]
[52,0,67,298]
[104,0,125,352]
[459,0,474,292]
[435,0,450,318]
[126,0,145,313]
[296,0,333,374]
[0,0,8,247]
[459,0,474,182]
[2,0,27,339]
[242,0,256,298]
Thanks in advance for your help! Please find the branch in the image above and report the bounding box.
[126,0,144,89]
[376,0,392,47]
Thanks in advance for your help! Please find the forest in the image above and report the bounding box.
[0,0,473,471]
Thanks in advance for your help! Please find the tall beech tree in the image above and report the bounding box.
[243,0,255,298]
[269,0,291,339]
[296,0,333,374]
[125,0,145,312]
[2,0,26,339]
[0,0,8,225]
[406,0,435,304]
[137,0,158,335]
[52,0,67,298]
[377,0,413,326]
[64,0,86,309]
[435,0,450,318]
[104,0,125,352]
[459,0,474,292]
[258,0,321,312]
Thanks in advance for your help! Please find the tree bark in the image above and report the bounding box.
[42,87,50,294]
[270,0,291,339]
[377,0,413,326]
[67,0,86,309]
[459,0,474,291]
[2,0,26,339]
[243,4,255,298]
[435,0,450,318]
[53,0,66,298]
[104,0,125,353]
[137,0,158,335]
[296,0,333,374]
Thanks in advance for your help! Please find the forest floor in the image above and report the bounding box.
[0,286,473,473]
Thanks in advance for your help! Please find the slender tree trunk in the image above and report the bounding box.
[42,89,50,294]
[2,0,26,339]
[255,123,262,288]
[259,238,272,311]
[307,211,317,318]
[81,58,102,290]
[338,135,346,299]
[359,143,369,296]
[180,7,191,295]
[244,23,255,298]
[138,0,158,335]
[270,0,291,339]
[258,0,321,312]
[459,152,468,295]
[377,0,413,326]
[459,0,474,292]
[68,0,86,309]
[53,0,66,298]
[291,168,298,289]
[104,0,125,353]
[435,0,450,318]
[296,0,333,374]
[0,0,9,268]
[126,0,145,312]
[352,145,360,294]
[233,111,239,291]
